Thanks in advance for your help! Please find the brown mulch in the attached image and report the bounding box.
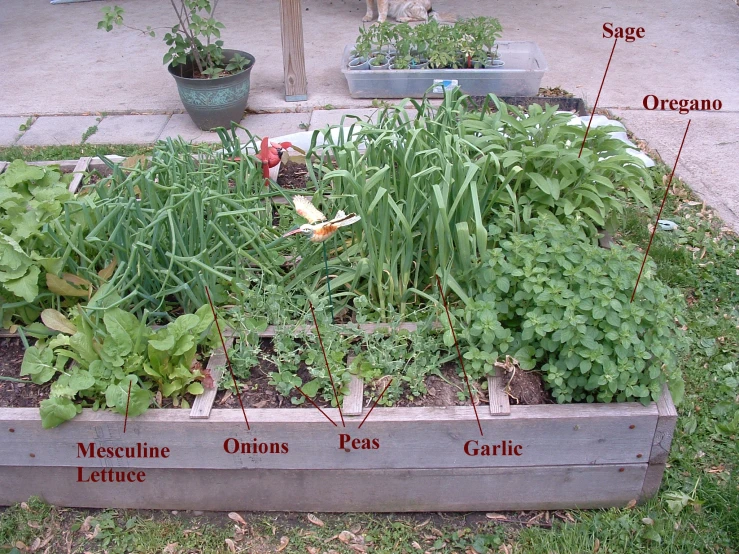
[504,367,552,405]
[277,160,312,190]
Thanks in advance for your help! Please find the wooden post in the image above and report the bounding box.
[279,0,308,101]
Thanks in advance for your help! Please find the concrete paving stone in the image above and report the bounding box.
[86,115,171,145]
[0,117,27,146]
[309,108,382,131]
[15,115,98,147]
[241,112,311,139]
[158,114,225,144]
[610,109,739,232]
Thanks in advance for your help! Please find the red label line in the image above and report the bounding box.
[631,119,691,302]
[435,275,484,436]
[294,385,338,427]
[578,38,618,158]
[205,286,250,431]
[358,378,393,429]
[308,301,346,427]
[123,380,132,433]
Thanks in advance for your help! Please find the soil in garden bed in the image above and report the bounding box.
[0,338,50,407]
[277,161,311,190]
[0,336,554,410]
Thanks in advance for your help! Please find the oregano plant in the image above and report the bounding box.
[456,219,687,405]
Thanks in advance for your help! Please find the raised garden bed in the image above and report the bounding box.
[0,323,676,511]
[0,96,681,512]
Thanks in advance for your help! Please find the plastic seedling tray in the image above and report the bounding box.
[342,41,548,99]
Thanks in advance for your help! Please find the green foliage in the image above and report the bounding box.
[50,138,282,317]
[457,219,687,404]
[352,17,503,69]
[21,290,218,428]
[98,1,251,79]
[301,90,652,319]
[0,161,73,327]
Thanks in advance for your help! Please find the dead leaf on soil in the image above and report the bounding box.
[30,537,41,552]
[80,516,93,533]
[20,502,29,510]
[350,523,362,534]
[307,513,325,527]
[228,512,247,527]
[275,536,289,552]
[306,547,319,554]
[338,531,357,544]
[162,543,179,554]
[486,513,507,520]
[593,538,600,553]
[27,520,41,529]
[219,390,233,405]
[224,538,237,553]
[412,541,422,550]
[626,499,638,509]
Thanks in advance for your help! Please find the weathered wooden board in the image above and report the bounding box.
[68,156,92,193]
[279,0,308,101]
[342,375,364,416]
[0,464,647,511]
[640,384,678,500]
[488,367,511,416]
[0,402,657,470]
[190,337,235,419]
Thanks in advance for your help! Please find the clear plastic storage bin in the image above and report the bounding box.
[341,41,548,98]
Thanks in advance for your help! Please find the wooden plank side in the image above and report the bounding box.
[68,156,92,193]
[189,337,235,419]
[0,404,657,470]
[488,367,510,416]
[342,375,364,416]
[649,384,677,465]
[639,463,667,502]
[0,464,647,511]
[279,0,308,101]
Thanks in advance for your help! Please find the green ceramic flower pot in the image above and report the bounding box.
[168,50,255,131]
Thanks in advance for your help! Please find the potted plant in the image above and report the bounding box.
[349,26,372,70]
[98,1,255,130]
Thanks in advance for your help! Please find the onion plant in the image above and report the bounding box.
[296,90,653,320]
[49,138,286,319]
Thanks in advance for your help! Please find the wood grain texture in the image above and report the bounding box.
[279,0,308,101]
[639,462,666,502]
[649,384,677,464]
[0,464,647,511]
[189,337,235,419]
[343,375,364,416]
[0,402,657,470]
[68,156,92,193]
[488,367,511,416]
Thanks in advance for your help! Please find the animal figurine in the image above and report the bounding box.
[257,137,292,182]
[282,196,361,243]
[364,0,455,23]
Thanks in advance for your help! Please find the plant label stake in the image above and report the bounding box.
[436,274,484,436]
[123,380,132,433]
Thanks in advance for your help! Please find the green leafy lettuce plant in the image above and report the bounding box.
[455,219,687,405]
[0,161,73,327]
[20,287,219,428]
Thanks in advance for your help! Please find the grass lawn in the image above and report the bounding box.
[1,145,737,554]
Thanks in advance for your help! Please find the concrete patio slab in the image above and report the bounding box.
[86,115,170,145]
[0,117,27,146]
[611,109,739,231]
[158,114,224,144]
[309,108,381,130]
[16,116,98,147]
[241,112,311,139]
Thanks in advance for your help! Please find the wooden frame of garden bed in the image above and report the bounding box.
[0,322,677,511]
